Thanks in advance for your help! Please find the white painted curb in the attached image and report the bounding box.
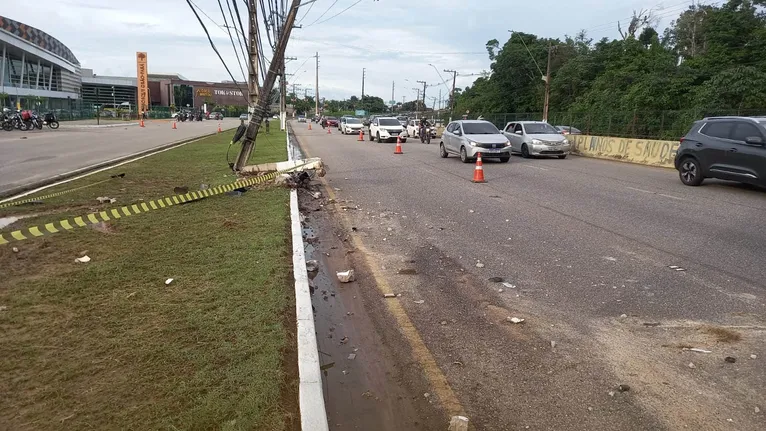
[287,125,329,431]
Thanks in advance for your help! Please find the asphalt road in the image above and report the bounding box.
[0,118,238,195]
[294,123,766,430]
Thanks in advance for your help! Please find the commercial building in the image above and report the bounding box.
[0,15,81,110]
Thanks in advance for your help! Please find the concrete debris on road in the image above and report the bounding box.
[751,354,757,359]
[620,314,628,319]
[413,300,425,304]
[348,353,356,360]
[74,255,91,263]
[12,247,19,253]
[550,341,557,349]
[448,416,469,431]
[502,282,516,289]
[340,336,349,344]
[165,278,174,285]
[507,317,525,324]
[476,262,485,268]
[440,321,448,325]
[687,348,712,354]
[383,293,397,298]
[688,362,696,369]
[96,196,117,204]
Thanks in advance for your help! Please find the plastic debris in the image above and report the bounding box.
[502,282,516,289]
[74,255,91,263]
[507,317,525,324]
[688,348,712,354]
[336,270,355,283]
[383,293,396,298]
[413,300,425,304]
[96,196,117,204]
[165,278,174,285]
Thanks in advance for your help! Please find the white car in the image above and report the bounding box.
[340,117,364,135]
[369,117,406,143]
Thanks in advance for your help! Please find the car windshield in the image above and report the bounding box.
[524,123,560,134]
[380,119,400,126]
[346,118,361,124]
[462,122,500,134]
[327,117,337,121]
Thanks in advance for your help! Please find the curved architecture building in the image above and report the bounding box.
[0,15,81,110]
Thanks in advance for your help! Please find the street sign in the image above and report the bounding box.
[389,100,396,105]
[355,109,366,116]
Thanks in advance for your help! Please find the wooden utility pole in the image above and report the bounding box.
[314,52,319,116]
[248,0,259,113]
[543,42,552,123]
[233,0,302,171]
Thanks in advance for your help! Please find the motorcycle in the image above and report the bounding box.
[419,124,432,144]
[30,112,43,130]
[43,112,60,129]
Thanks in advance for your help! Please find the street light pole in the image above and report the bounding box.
[111,86,116,114]
[416,80,426,115]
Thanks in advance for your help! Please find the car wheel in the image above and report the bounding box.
[460,146,471,163]
[679,157,704,186]
[500,156,511,163]
[557,154,567,159]
[376,132,381,143]
[440,143,449,158]
[369,131,374,141]
[521,144,531,158]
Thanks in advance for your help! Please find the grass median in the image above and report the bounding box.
[0,129,299,430]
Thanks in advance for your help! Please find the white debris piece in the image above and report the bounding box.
[688,362,696,369]
[688,348,712,354]
[312,192,321,199]
[448,416,469,431]
[74,255,91,263]
[96,196,117,204]
[751,354,758,360]
[336,270,355,283]
[413,300,425,304]
[507,317,525,324]
[165,278,174,285]
[476,262,485,268]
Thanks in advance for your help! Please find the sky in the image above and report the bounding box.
[3,0,696,105]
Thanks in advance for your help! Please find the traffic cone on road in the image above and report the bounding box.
[472,152,486,183]
[217,122,222,133]
[394,136,404,154]
[327,127,331,134]
[308,123,312,130]
[357,130,364,141]
[140,119,145,127]
[172,121,177,129]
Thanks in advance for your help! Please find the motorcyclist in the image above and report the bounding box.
[419,118,430,137]
[320,117,327,129]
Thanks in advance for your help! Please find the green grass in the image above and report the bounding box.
[0,130,299,430]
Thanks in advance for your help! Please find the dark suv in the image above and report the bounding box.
[675,116,766,187]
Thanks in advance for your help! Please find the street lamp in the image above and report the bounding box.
[111,86,116,117]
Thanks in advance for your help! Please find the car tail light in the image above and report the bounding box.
[680,137,686,143]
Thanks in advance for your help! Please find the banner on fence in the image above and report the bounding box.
[569,135,680,168]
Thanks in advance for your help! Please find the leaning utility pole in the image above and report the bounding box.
[248,0,259,114]
[314,52,319,116]
[542,42,552,123]
[233,0,303,171]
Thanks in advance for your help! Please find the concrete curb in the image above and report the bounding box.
[0,129,232,200]
[286,124,329,431]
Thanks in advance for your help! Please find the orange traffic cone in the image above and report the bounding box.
[357,130,364,141]
[308,123,312,130]
[394,136,403,154]
[140,119,145,127]
[217,122,222,133]
[327,127,331,134]
[472,152,486,183]
[172,121,177,129]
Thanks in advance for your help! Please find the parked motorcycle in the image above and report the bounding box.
[43,112,60,129]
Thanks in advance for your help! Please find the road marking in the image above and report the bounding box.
[524,165,549,171]
[658,193,686,201]
[300,137,466,418]
[626,186,653,193]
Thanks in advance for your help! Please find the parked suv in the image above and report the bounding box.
[675,116,766,187]
[440,120,511,163]
[502,121,570,159]
[369,117,406,143]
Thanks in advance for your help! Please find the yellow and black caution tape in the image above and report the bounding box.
[0,165,309,246]
[0,174,126,209]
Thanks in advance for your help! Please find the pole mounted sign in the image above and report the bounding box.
[136,52,149,115]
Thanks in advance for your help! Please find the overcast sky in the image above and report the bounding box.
[4,0,693,104]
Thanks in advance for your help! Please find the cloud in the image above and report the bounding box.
[3,0,687,102]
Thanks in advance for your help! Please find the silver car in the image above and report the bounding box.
[503,121,571,159]
[439,120,512,163]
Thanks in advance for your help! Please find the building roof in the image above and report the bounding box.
[0,15,79,65]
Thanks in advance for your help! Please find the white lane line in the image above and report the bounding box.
[626,186,653,194]
[524,165,549,171]
[659,193,686,201]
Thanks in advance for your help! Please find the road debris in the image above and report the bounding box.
[440,321,448,325]
[453,361,464,366]
[320,362,335,371]
[126,292,137,298]
[413,300,425,304]
[0,305,8,311]
[448,416,469,431]
[469,210,475,213]
[348,353,356,360]
[498,289,504,293]
[74,255,91,263]
[306,260,319,273]
[507,317,525,324]
[618,384,630,392]
[200,183,209,190]
[751,354,758,359]
[397,268,418,275]
[12,247,19,253]
[550,341,557,349]
[340,336,349,344]
[620,314,628,319]
[688,362,696,369]
[488,277,504,282]
[755,407,761,413]
[724,356,737,363]
[502,282,516,289]
[669,265,686,271]
[476,262,485,268]
[336,270,355,283]
[362,391,373,399]
[165,278,174,285]
[173,186,189,195]
[686,348,712,354]
[608,391,615,397]
[383,293,397,298]
[96,196,117,204]
[312,192,321,199]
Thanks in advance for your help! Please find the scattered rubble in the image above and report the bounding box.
[449,416,469,431]
[336,270,355,283]
[12,247,19,253]
[751,354,757,360]
[312,192,322,199]
[96,196,117,204]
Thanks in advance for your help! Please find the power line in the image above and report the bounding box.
[185,0,249,103]
[308,0,364,26]
[297,0,318,24]
[218,0,248,82]
[306,0,339,26]
[229,0,250,53]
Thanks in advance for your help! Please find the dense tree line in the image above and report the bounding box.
[453,0,766,139]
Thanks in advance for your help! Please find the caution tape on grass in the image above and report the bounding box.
[0,174,125,209]
[0,164,310,246]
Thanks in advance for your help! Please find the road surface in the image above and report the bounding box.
[294,123,766,430]
[0,118,238,195]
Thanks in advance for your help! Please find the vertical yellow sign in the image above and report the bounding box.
[136,52,149,115]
